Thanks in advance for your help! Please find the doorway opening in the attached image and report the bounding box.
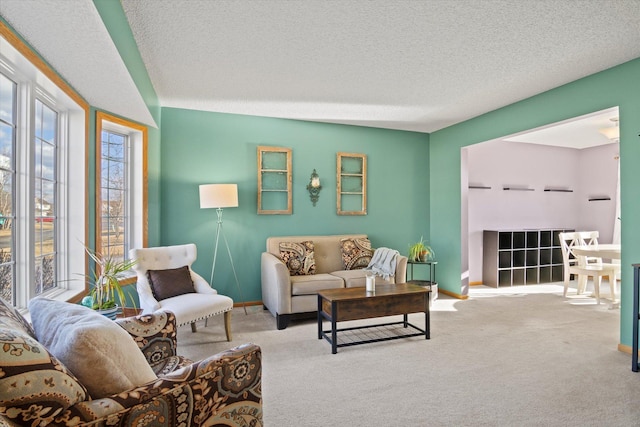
[461,106,620,306]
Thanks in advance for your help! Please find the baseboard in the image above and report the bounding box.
[618,343,632,355]
[234,300,263,308]
[439,288,469,300]
[469,281,483,286]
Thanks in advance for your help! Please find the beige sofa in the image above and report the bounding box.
[261,234,407,329]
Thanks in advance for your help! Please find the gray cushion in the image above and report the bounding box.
[291,273,344,295]
[29,298,157,398]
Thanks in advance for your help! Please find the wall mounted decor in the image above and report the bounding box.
[306,169,322,206]
[257,146,292,214]
[337,152,367,215]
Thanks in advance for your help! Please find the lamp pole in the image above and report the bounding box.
[210,207,246,314]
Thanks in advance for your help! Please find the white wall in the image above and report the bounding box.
[466,140,619,284]
[575,144,619,243]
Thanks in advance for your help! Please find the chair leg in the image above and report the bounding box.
[563,277,570,297]
[593,276,602,304]
[224,311,232,341]
[190,322,197,333]
[609,273,618,303]
[577,274,588,295]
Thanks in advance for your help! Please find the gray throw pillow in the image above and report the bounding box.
[29,298,157,399]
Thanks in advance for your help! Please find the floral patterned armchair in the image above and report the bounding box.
[0,298,262,426]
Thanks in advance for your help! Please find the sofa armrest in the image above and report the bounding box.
[115,310,178,363]
[395,255,408,284]
[261,252,293,315]
[63,343,262,426]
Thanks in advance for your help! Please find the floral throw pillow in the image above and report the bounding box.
[279,241,316,276]
[0,326,88,425]
[340,237,373,270]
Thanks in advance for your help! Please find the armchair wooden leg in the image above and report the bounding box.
[191,322,197,333]
[224,311,232,341]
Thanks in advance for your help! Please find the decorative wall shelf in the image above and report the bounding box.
[588,197,611,201]
[544,188,573,192]
[503,187,534,191]
[469,185,492,189]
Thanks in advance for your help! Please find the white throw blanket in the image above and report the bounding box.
[364,247,399,280]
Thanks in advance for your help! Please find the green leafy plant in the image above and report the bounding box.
[82,245,137,310]
[408,237,434,262]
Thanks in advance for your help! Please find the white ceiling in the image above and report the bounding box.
[1,0,639,141]
[504,107,620,149]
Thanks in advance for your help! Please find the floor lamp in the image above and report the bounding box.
[199,183,247,314]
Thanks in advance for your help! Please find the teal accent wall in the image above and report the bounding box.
[160,108,429,302]
[430,57,640,347]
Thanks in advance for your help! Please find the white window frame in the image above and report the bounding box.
[0,30,88,310]
[96,112,147,280]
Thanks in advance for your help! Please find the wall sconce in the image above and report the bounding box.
[306,169,322,206]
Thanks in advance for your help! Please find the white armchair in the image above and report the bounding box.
[130,243,233,339]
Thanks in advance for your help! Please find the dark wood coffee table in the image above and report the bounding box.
[317,283,430,354]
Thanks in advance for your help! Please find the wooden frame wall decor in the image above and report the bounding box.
[337,152,367,215]
[257,146,292,214]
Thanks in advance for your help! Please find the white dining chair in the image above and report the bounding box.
[558,232,619,304]
[575,231,621,301]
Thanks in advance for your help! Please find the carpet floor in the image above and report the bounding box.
[178,282,640,426]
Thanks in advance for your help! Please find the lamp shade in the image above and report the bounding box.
[199,184,238,208]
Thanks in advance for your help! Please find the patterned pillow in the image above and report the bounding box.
[279,241,316,276]
[0,297,36,338]
[0,326,88,426]
[340,237,373,270]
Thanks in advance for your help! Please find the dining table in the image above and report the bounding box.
[571,243,621,308]
[571,243,621,261]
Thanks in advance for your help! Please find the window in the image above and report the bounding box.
[0,73,16,303]
[0,28,88,309]
[96,112,147,270]
[100,129,128,262]
[34,99,58,295]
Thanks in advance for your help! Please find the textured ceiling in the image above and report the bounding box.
[120,0,640,133]
[0,0,157,128]
[0,0,639,138]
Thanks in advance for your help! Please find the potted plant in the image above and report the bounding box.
[81,245,137,319]
[408,237,434,262]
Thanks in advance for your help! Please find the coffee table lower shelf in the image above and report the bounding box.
[318,315,428,354]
